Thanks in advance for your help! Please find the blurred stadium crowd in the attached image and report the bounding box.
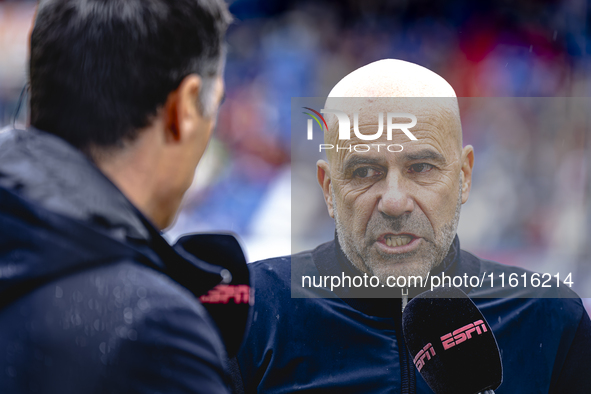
[0,0,589,295]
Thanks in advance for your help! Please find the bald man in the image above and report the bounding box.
[317,60,469,290]
[235,60,590,393]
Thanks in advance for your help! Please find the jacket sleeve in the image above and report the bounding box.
[106,295,232,394]
[550,307,591,393]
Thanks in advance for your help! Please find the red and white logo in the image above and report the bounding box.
[441,319,488,350]
[199,284,251,304]
[413,343,436,372]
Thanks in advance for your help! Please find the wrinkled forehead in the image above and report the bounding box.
[322,97,462,163]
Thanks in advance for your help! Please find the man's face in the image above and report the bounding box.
[319,101,473,284]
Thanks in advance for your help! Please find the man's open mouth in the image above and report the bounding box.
[379,234,416,247]
[386,234,411,247]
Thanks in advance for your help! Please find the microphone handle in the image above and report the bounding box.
[478,391,495,394]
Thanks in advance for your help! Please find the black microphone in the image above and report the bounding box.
[402,287,502,394]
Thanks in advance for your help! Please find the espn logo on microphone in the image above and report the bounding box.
[412,319,491,371]
[413,343,436,372]
[199,284,251,304]
[441,319,489,350]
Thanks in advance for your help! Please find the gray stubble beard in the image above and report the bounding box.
[333,179,463,285]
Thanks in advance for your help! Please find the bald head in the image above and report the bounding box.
[323,59,462,161]
[328,59,457,98]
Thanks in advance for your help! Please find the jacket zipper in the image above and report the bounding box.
[398,289,416,394]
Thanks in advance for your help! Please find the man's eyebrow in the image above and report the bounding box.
[403,149,446,164]
[342,156,384,172]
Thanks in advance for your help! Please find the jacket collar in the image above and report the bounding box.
[311,234,468,317]
[0,126,243,302]
[0,128,148,241]
[0,128,252,356]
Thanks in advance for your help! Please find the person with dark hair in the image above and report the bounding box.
[0,1,250,393]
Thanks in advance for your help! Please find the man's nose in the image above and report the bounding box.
[377,171,414,217]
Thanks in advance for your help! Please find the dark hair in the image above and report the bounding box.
[29,0,231,151]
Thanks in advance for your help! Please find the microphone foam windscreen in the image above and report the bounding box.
[402,287,502,394]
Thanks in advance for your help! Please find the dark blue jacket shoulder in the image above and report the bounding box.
[238,240,590,393]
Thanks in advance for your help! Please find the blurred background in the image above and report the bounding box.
[0,0,589,298]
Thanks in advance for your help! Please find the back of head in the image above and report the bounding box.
[29,0,231,153]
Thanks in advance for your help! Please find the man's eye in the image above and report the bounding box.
[353,167,382,178]
[409,163,434,173]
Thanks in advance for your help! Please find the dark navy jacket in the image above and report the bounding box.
[0,129,250,393]
[236,236,591,393]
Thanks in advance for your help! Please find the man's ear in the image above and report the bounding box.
[164,74,202,143]
[317,160,334,218]
[460,145,475,204]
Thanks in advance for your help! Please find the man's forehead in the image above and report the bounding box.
[324,97,458,133]
[333,135,451,169]
[325,96,451,113]
[336,116,462,166]
[338,145,447,168]
[325,99,461,161]
[320,59,462,164]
